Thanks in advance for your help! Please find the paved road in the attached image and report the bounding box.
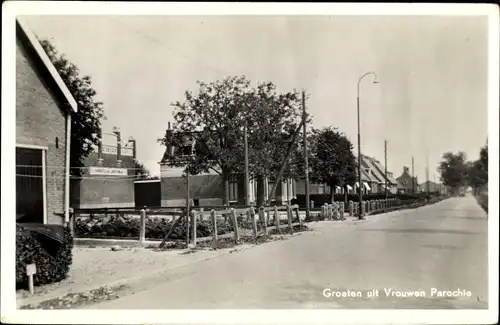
[89,196,488,309]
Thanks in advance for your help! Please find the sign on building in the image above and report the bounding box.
[89,167,128,176]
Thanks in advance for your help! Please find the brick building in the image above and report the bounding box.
[159,124,296,207]
[71,127,137,208]
[16,18,78,225]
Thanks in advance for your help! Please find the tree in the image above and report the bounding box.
[159,76,253,205]
[135,162,159,180]
[437,151,468,194]
[308,127,357,202]
[467,141,488,191]
[158,76,306,205]
[40,40,105,176]
[245,83,304,206]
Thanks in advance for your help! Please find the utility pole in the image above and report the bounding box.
[384,140,388,201]
[302,90,310,220]
[244,124,249,206]
[411,156,415,195]
[426,151,430,198]
[185,169,190,246]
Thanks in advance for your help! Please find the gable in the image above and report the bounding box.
[16,18,77,114]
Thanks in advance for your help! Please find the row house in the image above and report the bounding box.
[159,124,296,207]
[71,127,137,208]
[359,155,398,194]
[295,154,398,196]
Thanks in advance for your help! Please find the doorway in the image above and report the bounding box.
[16,146,45,223]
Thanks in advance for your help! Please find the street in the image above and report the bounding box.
[87,196,488,309]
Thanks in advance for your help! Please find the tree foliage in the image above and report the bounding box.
[437,151,468,192]
[308,127,357,201]
[246,82,304,181]
[135,162,159,180]
[159,76,306,205]
[467,141,488,190]
[40,40,105,176]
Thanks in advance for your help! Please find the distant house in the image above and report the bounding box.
[295,154,398,196]
[361,155,398,194]
[71,127,137,208]
[396,166,419,194]
[16,18,78,225]
[419,181,445,194]
[159,124,296,207]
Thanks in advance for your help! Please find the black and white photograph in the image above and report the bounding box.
[1,2,498,324]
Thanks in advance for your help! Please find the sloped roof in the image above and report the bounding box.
[361,156,384,183]
[362,155,398,185]
[16,18,77,113]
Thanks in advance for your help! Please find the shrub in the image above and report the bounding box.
[75,215,233,240]
[16,224,73,288]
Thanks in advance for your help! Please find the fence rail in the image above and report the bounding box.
[70,196,442,248]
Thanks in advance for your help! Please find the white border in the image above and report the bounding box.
[2,2,499,325]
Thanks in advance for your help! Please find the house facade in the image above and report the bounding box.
[159,125,295,207]
[419,181,445,194]
[396,166,420,194]
[71,127,137,208]
[16,18,78,225]
[295,154,398,196]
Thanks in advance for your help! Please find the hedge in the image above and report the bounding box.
[16,224,73,288]
[75,215,234,240]
[476,193,488,213]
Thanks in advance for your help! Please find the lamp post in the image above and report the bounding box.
[357,71,379,219]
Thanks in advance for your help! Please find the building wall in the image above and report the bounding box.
[16,41,68,225]
[160,165,224,207]
[71,147,135,208]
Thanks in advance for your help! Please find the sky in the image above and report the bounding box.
[22,15,489,181]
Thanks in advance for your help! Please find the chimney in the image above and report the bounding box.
[128,136,137,160]
[113,126,121,167]
[403,166,409,174]
[97,128,103,166]
[166,124,174,156]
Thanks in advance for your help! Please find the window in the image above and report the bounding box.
[178,145,193,157]
[229,175,238,202]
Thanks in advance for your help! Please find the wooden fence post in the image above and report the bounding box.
[211,209,218,247]
[250,206,257,238]
[199,208,205,222]
[230,208,240,242]
[340,202,345,220]
[139,209,146,244]
[328,204,333,220]
[274,206,281,234]
[69,208,75,238]
[349,201,353,217]
[294,206,302,226]
[259,206,268,236]
[286,204,293,234]
[310,200,315,209]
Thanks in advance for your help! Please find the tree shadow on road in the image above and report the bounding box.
[432,216,487,221]
[360,228,482,235]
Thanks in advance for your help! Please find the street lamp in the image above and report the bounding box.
[357,71,379,219]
